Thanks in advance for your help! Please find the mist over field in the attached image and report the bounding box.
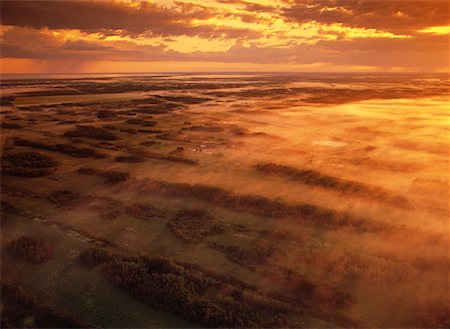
[1,72,449,328]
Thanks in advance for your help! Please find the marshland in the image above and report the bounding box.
[1,73,449,328]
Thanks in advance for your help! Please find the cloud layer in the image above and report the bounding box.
[1,0,449,72]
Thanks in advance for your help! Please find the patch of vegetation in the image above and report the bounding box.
[208,240,279,266]
[413,297,450,328]
[17,105,43,112]
[130,149,198,165]
[14,138,107,158]
[126,203,158,220]
[79,248,299,328]
[96,110,116,118]
[1,280,92,328]
[64,125,117,140]
[255,162,410,207]
[133,103,181,114]
[116,154,146,163]
[1,165,56,178]
[77,167,130,185]
[185,125,223,132]
[141,180,388,233]
[1,151,58,176]
[1,122,23,129]
[156,95,212,104]
[167,209,226,243]
[3,152,57,168]
[1,200,21,216]
[0,96,14,106]
[137,129,165,133]
[125,118,157,127]
[7,236,54,263]
[119,128,137,134]
[102,124,119,130]
[140,141,159,146]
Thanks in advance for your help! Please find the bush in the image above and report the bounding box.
[1,122,23,129]
[14,138,106,158]
[79,248,117,267]
[79,249,296,328]
[1,165,55,178]
[125,118,157,126]
[167,209,226,243]
[414,298,450,328]
[116,154,146,163]
[208,240,278,266]
[255,162,410,208]
[127,203,157,220]
[64,125,117,140]
[3,152,57,168]
[1,200,20,215]
[141,179,388,233]
[7,236,54,263]
[77,167,130,185]
[96,110,116,118]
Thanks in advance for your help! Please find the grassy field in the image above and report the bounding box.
[1,73,449,328]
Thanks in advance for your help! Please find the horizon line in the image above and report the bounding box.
[1,71,448,76]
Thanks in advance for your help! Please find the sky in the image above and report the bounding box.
[0,0,449,73]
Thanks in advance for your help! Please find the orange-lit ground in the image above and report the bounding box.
[1,73,449,328]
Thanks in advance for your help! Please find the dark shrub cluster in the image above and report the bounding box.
[102,124,119,130]
[96,110,116,118]
[184,125,223,132]
[255,162,410,207]
[141,180,387,233]
[7,236,54,263]
[0,96,14,106]
[125,118,157,127]
[116,154,146,163]
[18,105,43,112]
[79,249,297,328]
[137,129,165,133]
[1,200,21,216]
[1,280,93,328]
[1,122,23,129]
[133,102,181,114]
[1,151,58,177]
[138,149,198,165]
[120,128,137,134]
[1,165,55,177]
[140,141,158,146]
[414,298,450,328]
[77,167,130,185]
[208,240,278,266]
[14,138,107,158]
[156,95,211,104]
[3,152,57,168]
[79,248,118,267]
[167,209,226,243]
[64,125,117,140]
[126,203,158,220]
[154,153,198,165]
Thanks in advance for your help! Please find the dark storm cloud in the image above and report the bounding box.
[0,0,260,39]
[282,0,450,34]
